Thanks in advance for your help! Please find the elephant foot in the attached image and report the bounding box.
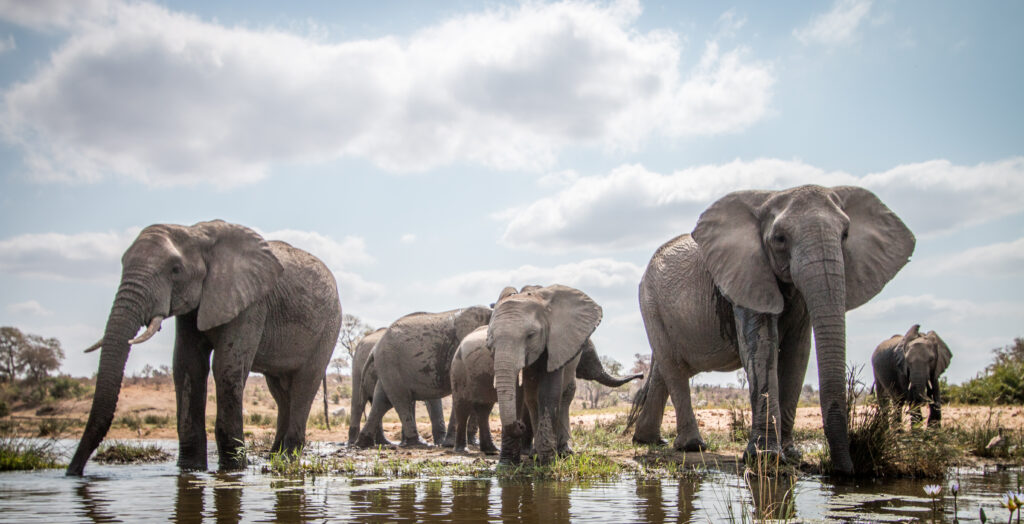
[673,436,708,453]
[743,441,786,469]
[556,446,574,457]
[481,443,499,456]
[399,437,431,449]
[468,435,479,447]
[535,451,556,465]
[632,435,668,447]
[354,434,378,449]
[452,444,467,453]
[440,435,456,448]
[781,443,802,464]
[499,421,525,466]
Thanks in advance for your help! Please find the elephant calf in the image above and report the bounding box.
[450,323,642,454]
[871,325,952,426]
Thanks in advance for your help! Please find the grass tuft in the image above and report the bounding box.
[94,441,172,464]
[0,436,63,471]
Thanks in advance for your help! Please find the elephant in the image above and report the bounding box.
[488,284,605,464]
[626,185,915,475]
[66,220,341,476]
[347,327,457,446]
[354,305,493,448]
[449,322,642,454]
[871,324,952,427]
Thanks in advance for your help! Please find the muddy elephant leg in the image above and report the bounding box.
[265,376,290,451]
[533,367,563,464]
[734,306,783,461]
[425,398,446,445]
[356,382,393,448]
[556,378,575,455]
[777,307,812,462]
[173,318,212,471]
[657,356,704,452]
[476,403,498,454]
[278,363,326,455]
[388,387,427,447]
[632,361,670,446]
[452,398,472,451]
[212,351,256,470]
[467,412,479,447]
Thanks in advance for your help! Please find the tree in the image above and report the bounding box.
[337,314,374,356]
[631,353,651,376]
[580,356,625,409]
[21,334,64,384]
[0,327,26,383]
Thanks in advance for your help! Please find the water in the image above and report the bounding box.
[0,440,1019,522]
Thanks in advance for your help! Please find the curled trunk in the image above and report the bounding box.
[66,283,148,476]
[575,341,643,387]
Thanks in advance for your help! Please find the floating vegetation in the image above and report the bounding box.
[94,441,172,464]
[0,436,63,471]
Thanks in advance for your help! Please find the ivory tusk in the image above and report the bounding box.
[83,339,103,353]
[129,316,165,345]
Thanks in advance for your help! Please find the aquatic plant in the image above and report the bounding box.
[94,441,172,464]
[924,484,941,522]
[0,436,63,470]
[951,479,960,523]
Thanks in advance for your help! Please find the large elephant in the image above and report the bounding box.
[347,328,450,446]
[449,323,641,453]
[488,284,604,464]
[67,220,341,475]
[354,305,493,447]
[627,185,914,475]
[871,324,951,426]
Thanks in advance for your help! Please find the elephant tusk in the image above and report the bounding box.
[83,339,103,353]
[129,316,165,345]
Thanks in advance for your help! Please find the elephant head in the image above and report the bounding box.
[487,284,602,445]
[692,185,914,475]
[894,325,952,405]
[67,220,282,476]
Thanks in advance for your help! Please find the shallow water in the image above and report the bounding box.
[0,440,1019,522]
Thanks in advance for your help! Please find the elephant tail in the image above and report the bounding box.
[624,365,652,432]
[322,374,331,431]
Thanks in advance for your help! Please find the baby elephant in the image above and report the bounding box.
[871,325,952,426]
[449,324,642,454]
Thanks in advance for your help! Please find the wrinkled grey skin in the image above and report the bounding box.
[67,220,341,476]
[355,305,493,447]
[872,325,952,427]
[450,323,641,454]
[489,284,604,465]
[627,186,914,476]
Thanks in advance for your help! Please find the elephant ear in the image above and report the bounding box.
[194,220,284,331]
[455,306,493,342]
[538,285,603,372]
[926,330,952,376]
[832,186,916,311]
[692,190,782,314]
[492,286,518,307]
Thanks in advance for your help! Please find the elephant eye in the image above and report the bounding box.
[771,233,786,245]
[171,264,184,276]
[842,229,849,241]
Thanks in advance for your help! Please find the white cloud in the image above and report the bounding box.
[400,234,417,244]
[0,228,139,280]
[262,229,373,268]
[920,237,1024,278]
[0,34,15,54]
[0,0,115,31]
[849,294,1024,321]
[6,300,53,316]
[498,157,1024,252]
[793,0,873,47]
[437,258,644,300]
[1,0,773,186]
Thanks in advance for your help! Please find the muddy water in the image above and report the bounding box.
[0,440,1019,522]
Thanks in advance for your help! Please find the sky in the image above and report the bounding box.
[0,0,1021,388]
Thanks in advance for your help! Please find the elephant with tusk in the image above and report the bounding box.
[68,220,341,476]
[871,325,952,427]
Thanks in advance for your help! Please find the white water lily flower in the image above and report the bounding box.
[1000,492,1018,511]
[923,484,941,496]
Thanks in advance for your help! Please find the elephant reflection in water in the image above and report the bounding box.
[745,472,796,521]
[173,473,245,523]
[450,479,492,520]
[75,481,118,522]
[499,480,572,522]
[635,476,702,521]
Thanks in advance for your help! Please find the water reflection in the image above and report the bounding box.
[75,479,118,523]
[745,471,795,521]
[635,475,702,522]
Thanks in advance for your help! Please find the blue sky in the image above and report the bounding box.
[0,0,1021,387]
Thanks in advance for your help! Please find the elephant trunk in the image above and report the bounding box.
[908,368,930,405]
[493,340,524,463]
[66,275,150,476]
[575,341,643,387]
[792,236,854,476]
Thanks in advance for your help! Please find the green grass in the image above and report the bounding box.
[0,436,63,471]
[94,441,172,464]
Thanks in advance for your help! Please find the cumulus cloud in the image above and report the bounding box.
[6,300,53,316]
[400,234,417,244]
[437,258,644,300]
[0,228,140,280]
[498,157,1024,252]
[0,34,15,54]
[1,0,773,186]
[262,229,383,303]
[0,0,115,31]
[919,237,1024,278]
[793,0,873,47]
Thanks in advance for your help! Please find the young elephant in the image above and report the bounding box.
[488,284,605,464]
[871,325,952,426]
[449,324,642,454]
[348,328,447,446]
[355,305,493,447]
[68,220,341,475]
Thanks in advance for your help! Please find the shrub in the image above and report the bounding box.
[0,400,8,418]
[946,338,1024,405]
[143,414,172,426]
[48,376,88,400]
[95,441,172,464]
[0,437,63,471]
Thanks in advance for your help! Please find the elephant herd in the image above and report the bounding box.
[66,184,953,477]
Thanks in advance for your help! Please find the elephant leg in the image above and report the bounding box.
[655,356,705,452]
[279,364,326,455]
[387,386,427,447]
[173,316,213,471]
[452,398,472,452]
[348,387,364,445]
[631,357,670,446]
[211,349,255,470]
[927,386,942,427]
[467,412,480,447]
[265,376,290,451]
[356,382,393,448]
[556,378,575,455]
[425,398,446,445]
[777,306,812,462]
[533,367,563,464]
[476,403,498,454]
[522,376,540,458]
[517,383,535,456]
[734,306,783,461]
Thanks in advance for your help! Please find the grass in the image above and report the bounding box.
[94,441,173,464]
[0,436,63,471]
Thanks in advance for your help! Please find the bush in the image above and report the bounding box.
[0,437,63,471]
[95,441,172,464]
[143,414,172,426]
[947,338,1024,405]
[48,376,88,400]
[0,400,8,418]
